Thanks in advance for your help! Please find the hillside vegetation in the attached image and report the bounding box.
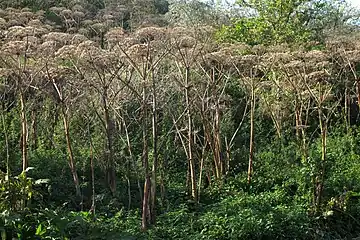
[1,0,360,239]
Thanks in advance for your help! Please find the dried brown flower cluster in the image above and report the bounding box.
[0,2,359,104]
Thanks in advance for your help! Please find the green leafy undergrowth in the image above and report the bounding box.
[149,189,311,240]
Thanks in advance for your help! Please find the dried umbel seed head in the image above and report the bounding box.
[7,19,22,28]
[284,60,304,68]
[76,43,117,68]
[202,51,229,68]
[232,54,261,74]
[315,61,332,70]
[326,37,356,52]
[76,40,101,58]
[170,27,191,38]
[113,37,140,50]
[19,11,34,20]
[35,26,49,36]
[49,7,66,14]
[38,40,57,56]
[251,45,267,56]
[6,26,27,40]
[106,27,126,39]
[267,44,290,53]
[61,9,73,18]
[104,19,114,27]
[23,26,36,36]
[127,44,150,59]
[105,27,126,48]
[72,4,84,13]
[65,18,76,26]
[35,10,45,19]
[0,9,6,18]
[78,28,90,36]
[224,43,251,56]
[177,36,196,49]
[117,4,128,12]
[81,19,93,27]
[28,19,43,27]
[91,23,106,33]
[70,34,88,45]
[43,32,72,45]
[17,18,29,26]
[170,27,201,48]
[25,26,49,37]
[66,27,77,34]
[72,11,85,19]
[5,7,18,14]
[240,54,260,64]
[76,40,97,50]
[307,70,330,82]
[46,66,77,84]
[341,50,360,63]
[291,51,305,59]
[304,50,329,62]
[42,23,54,32]
[21,7,32,12]
[352,35,360,50]
[262,52,293,67]
[0,18,6,30]
[191,26,215,42]
[55,44,77,59]
[23,36,39,45]
[87,51,119,69]
[0,68,11,78]
[102,14,115,21]
[1,40,26,56]
[135,27,166,43]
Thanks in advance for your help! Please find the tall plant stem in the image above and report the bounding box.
[88,123,96,219]
[20,91,28,172]
[247,80,255,184]
[1,108,9,177]
[150,70,158,224]
[185,66,197,201]
[61,105,81,197]
[141,77,151,231]
[102,89,116,194]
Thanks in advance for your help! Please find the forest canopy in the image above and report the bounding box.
[1,0,360,239]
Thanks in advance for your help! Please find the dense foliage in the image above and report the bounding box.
[1,0,360,239]
[217,0,359,45]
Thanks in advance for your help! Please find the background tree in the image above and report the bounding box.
[217,0,359,45]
